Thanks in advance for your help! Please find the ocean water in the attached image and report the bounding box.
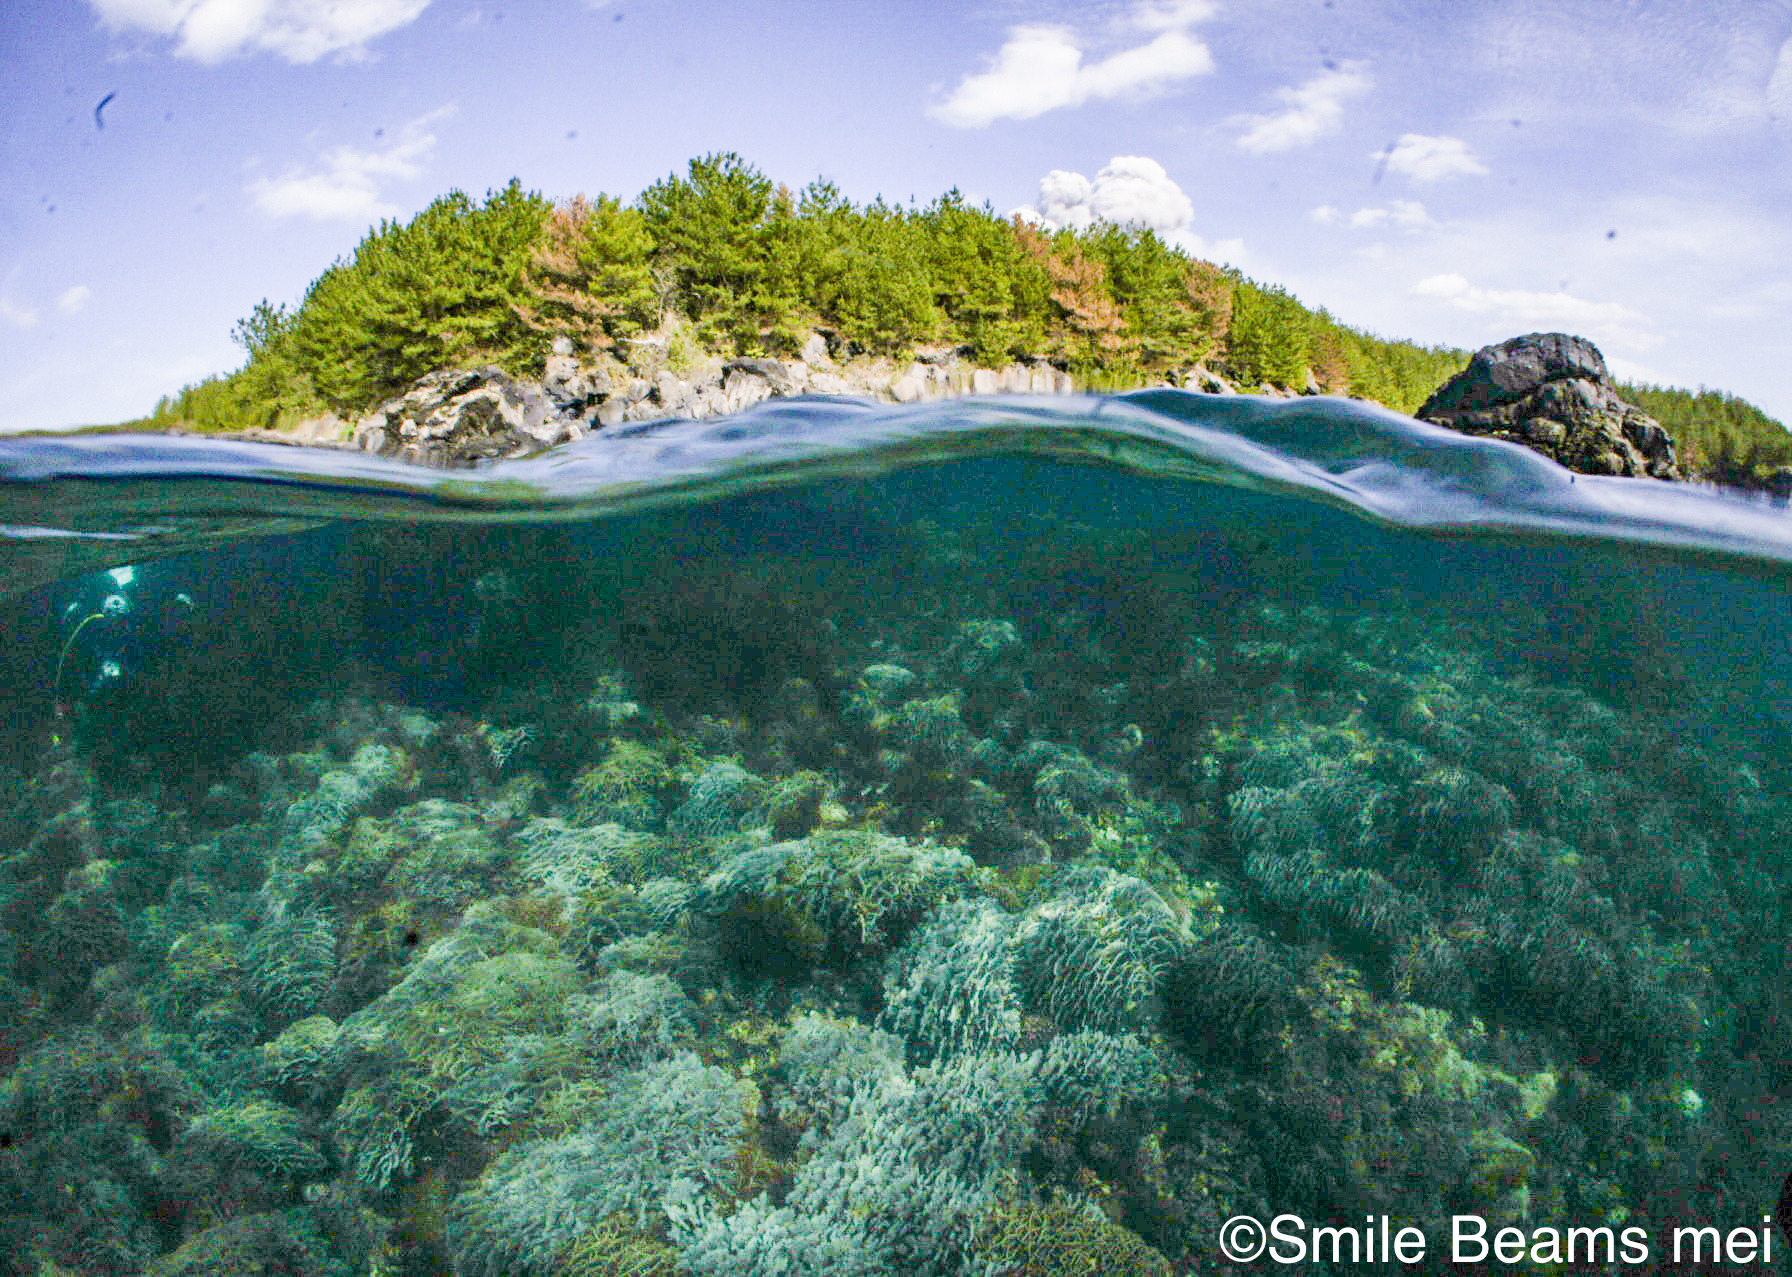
[3,390,1792,1274]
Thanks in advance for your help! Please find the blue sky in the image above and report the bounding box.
[2,0,1789,431]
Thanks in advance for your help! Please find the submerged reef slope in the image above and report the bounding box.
[0,459,1787,1275]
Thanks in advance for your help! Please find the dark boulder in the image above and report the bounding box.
[723,357,797,396]
[1417,333,1680,479]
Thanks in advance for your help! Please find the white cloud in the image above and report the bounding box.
[1015,155,1244,266]
[1086,156,1195,231]
[87,0,431,64]
[1413,272,1652,339]
[1029,169,1094,230]
[1234,61,1373,154]
[1132,0,1216,30]
[57,285,93,315]
[1348,200,1434,231]
[0,298,38,329]
[931,26,1083,127]
[930,3,1214,128]
[1016,156,1194,236]
[1169,230,1248,269]
[1769,36,1792,123]
[1311,201,1434,231]
[249,107,449,222]
[1379,133,1488,183]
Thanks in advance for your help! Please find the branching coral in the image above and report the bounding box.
[668,761,768,840]
[330,910,580,1190]
[1010,866,1190,1037]
[445,1051,755,1277]
[333,799,508,910]
[570,739,676,832]
[566,970,698,1066]
[261,1015,344,1108]
[772,1012,906,1148]
[695,830,987,982]
[164,1098,329,1218]
[680,1049,1041,1277]
[243,908,337,1026]
[1035,1030,1165,1131]
[880,898,1024,1063]
[146,1208,361,1277]
[971,1198,1173,1276]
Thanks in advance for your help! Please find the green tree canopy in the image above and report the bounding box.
[639,152,787,348]
[293,180,551,408]
[1226,283,1311,389]
[917,193,1051,365]
[136,151,1782,490]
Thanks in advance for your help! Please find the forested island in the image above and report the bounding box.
[133,153,1790,485]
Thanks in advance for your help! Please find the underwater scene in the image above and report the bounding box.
[6,390,1792,1276]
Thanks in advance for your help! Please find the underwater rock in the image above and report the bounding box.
[1417,332,1680,479]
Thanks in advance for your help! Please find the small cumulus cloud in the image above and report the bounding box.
[1311,201,1433,231]
[249,107,449,222]
[1379,133,1488,183]
[0,297,38,329]
[57,285,93,315]
[1413,272,1651,338]
[86,0,431,64]
[1014,156,1245,266]
[1016,156,1193,235]
[1769,36,1792,123]
[930,2,1214,128]
[1349,200,1433,231]
[1234,61,1372,154]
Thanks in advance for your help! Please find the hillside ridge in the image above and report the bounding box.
[123,153,1787,484]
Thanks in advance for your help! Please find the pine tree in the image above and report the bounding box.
[1085,224,1208,370]
[918,194,1051,364]
[520,195,660,346]
[638,152,794,351]
[1226,283,1310,389]
[292,180,551,408]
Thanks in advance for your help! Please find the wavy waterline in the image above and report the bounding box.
[3,391,1790,593]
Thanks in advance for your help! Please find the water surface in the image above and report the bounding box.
[3,391,1789,1275]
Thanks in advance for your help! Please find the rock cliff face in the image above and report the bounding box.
[1417,333,1679,479]
[251,335,1256,469]
[350,367,570,468]
[310,335,1095,467]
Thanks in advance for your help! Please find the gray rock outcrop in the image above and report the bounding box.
[350,366,583,467]
[542,334,611,411]
[275,334,1252,468]
[1417,332,1679,479]
[340,343,1097,467]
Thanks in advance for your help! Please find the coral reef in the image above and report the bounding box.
[445,1052,753,1277]
[0,474,1778,1274]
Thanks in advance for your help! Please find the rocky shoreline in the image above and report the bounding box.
[199,331,1253,469]
[193,329,1702,486]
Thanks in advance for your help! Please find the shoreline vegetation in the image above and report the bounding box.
[124,152,1790,486]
